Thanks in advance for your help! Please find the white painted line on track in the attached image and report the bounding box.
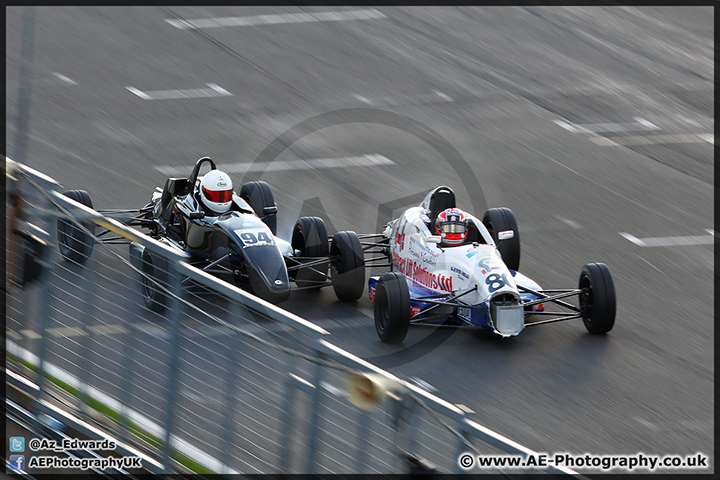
[554,117,659,134]
[6,340,240,475]
[154,153,394,176]
[352,90,454,107]
[590,133,713,146]
[166,9,386,30]
[619,230,715,247]
[52,72,77,85]
[125,83,232,101]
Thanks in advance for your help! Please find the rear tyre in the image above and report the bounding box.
[141,250,168,313]
[482,207,520,271]
[579,262,616,334]
[291,217,329,289]
[240,181,277,235]
[57,190,95,264]
[330,231,365,302]
[374,272,411,344]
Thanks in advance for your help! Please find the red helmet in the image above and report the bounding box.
[435,208,468,246]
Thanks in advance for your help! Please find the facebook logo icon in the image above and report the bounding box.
[9,455,25,471]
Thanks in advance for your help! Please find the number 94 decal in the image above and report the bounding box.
[235,229,275,247]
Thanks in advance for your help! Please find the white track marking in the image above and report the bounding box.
[554,118,659,134]
[7,330,22,341]
[590,133,713,146]
[154,153,394,176]
[125,83,232,100]
[619,231,715,247]
[166,9,386,30]
[20,329,41,340]
[6,341,240,475]
[556,216,582,229]
[52,72,77,85]
[553,120,579,132]
[698,134,714,145]
[47,327,88,338]
[352,90,454,106]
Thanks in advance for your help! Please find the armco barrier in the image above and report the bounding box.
[6,158,582,476]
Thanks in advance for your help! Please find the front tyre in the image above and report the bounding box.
[141,250,168,313]
[482,207,520,271]
[57,190,95,264]
[330,231,365,302]
[240,181,277,235]
[291,216,329,289]
[579,262,616,334]
[374,272,411,344]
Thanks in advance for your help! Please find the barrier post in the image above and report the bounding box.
[219,301,243,474]
[31,189,59,428]
[160,258,184,473]
[304,349,326,474]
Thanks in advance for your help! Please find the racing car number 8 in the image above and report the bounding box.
[485,273,512,293]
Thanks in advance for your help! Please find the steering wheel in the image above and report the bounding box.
[188,156,217,191]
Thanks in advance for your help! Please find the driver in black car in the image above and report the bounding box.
[196,169,234,215]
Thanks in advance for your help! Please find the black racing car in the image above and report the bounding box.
[56,157,365,307]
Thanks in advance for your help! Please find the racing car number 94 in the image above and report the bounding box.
[234,229,274,247]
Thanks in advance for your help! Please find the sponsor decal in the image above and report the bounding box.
[478,256,501,275]
[393,255,453,292]
[450,266,469,280]
[466,250,478,258]
[369,286,376,301]
[411,306,422,316]
[217,180,228,187]
[457,306,472,321]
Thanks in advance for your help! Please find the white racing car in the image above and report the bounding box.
[362,186,616,343]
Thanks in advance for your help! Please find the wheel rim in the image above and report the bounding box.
[580,274,593,321]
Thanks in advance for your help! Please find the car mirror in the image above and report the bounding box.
[263,206,278,215]
[498,230,514,240]
[190,211,205,219]
[427,235,441,244]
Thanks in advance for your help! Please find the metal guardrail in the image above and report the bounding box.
[6,158,581,475]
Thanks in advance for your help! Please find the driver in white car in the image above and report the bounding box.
[434,208,469,246]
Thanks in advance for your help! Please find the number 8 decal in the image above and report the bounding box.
[485,273,504,292]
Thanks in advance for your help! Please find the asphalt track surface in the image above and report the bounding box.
[6,6,713,474]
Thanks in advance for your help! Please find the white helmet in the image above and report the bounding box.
[199,170,234,213]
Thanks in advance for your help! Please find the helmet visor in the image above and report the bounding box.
[439,222,466,234]
[202,186,233,203]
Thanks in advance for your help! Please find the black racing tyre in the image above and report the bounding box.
[240,181,277,235]
[482,207,520,271]
[374,272,411,344]
[578,262,616,334]
[291,216,329,289]
[141,250,168,313]
[330,231,365,302]
[57,190,95,264]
